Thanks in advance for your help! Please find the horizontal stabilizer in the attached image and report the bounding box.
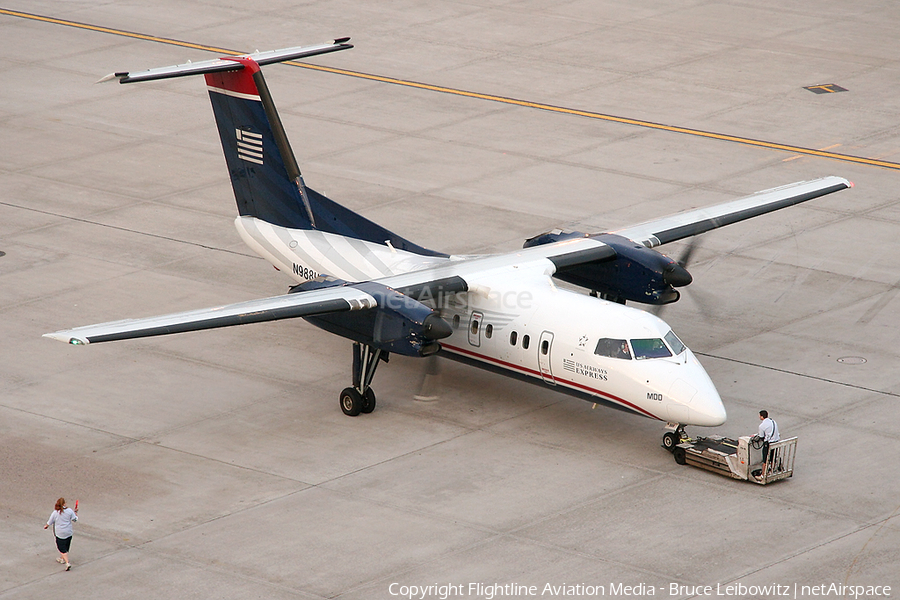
[97,40,352,84]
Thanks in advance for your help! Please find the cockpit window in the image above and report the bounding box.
[594,338,631,360]
[631,338,672,360]
[664,330,685,355]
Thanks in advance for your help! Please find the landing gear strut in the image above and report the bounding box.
[662,423,688,451]
[340,343,387,416]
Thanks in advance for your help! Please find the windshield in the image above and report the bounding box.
[631,338,672,360]
[594,338,631,360]
[664,330,686,355]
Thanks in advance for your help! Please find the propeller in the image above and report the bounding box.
[414,354,441,402]
[414,312,450,401]
[653,236,715,320]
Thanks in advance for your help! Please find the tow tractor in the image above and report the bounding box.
[662,424,797,485]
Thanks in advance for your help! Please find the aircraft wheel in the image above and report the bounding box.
[361,388,376,414]
[673,447,687,465]
[662,431,679,451]
[340,387,363,416]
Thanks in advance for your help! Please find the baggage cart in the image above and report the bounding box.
[668,432,797,484]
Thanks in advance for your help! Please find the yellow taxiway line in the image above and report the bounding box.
[3,7,899,171]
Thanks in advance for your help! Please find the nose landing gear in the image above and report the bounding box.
[662,423,688,451]
[340,342,387,416]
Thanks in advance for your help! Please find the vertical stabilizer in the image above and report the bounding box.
[205,61,315,229]
[107,43,445,257]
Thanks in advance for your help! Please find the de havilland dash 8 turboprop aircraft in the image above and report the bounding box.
[45,41,852,445]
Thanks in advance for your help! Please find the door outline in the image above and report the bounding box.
[468,312,483,347]
[538,330,555,385]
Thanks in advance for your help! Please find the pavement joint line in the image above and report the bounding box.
[696,352,900,399]
[4,7,900,172]
[329,479,691,595]
[856,281,900,325]
[377,457,866,593]
[136,438,318,487]
[707,515,900,598]
[0,200,259,259]
[845,502,900,582]
[124,436,530,570]
[0,401,145,446]
[505,453,867,531]
[724,383,900,450]
[313,426,483,487]
[4,378,876,580]
[143,346,321,390]
[502,472,670,535]
[352,527,685,598]
[316,396,867,529]
[87,540,329,600]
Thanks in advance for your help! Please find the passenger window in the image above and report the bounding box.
[452,314,460,329]
[631,338,672,360]
[594,338,631,360]
[485,324,493,339]
[541,340,549,355]
[470,320,479,335]
[510,331,517,346]
[522,335,530,350]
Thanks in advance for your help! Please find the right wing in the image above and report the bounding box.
[612,176,852,248]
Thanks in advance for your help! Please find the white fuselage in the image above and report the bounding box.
[435,277,726,426]
[237,216,727,427]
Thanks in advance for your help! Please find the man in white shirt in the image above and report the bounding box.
[758,410,779,442]
[758,410,780,473]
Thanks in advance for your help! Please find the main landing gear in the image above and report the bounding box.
[340,342,388,416]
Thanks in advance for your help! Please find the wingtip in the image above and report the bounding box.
[43,332,89,345]
[96,72,128,84]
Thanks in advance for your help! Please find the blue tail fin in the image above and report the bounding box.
[204,59,444,257]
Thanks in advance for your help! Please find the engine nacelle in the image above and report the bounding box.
[291,278,452,356]
[524,231,691,305]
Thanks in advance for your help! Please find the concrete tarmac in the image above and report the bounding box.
[2,2,899,599]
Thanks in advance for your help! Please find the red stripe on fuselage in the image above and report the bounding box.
[441,343,661,420]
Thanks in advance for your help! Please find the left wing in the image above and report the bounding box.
[612,176,851,248]
[44,240,613,345]
[44,285,378,345]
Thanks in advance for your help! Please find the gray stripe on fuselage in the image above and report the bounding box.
[248,219,331,276]
[346,237,393,276]
[305,230,373,281]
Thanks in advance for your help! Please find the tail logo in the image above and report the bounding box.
[236,129,263,165]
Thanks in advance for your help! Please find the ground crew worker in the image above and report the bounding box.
[758,410,780,473]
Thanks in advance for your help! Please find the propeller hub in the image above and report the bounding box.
[663,262,692,287]
[422,312,453,340]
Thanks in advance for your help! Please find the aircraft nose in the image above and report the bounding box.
[690,392,727,426]
[667,356,727,426]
